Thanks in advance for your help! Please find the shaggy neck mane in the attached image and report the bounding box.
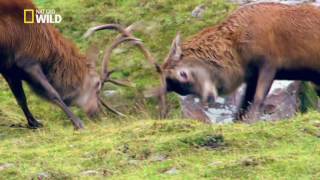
[43,26,89,90]
[181,18,242,71]
[181,3,290,70]
[24,23,90,100]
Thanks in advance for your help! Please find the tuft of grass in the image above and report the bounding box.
[299,82,319,113]
[180,134,225,149]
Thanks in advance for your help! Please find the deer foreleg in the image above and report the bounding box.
[243,63,276,123]
[20,62,84,130]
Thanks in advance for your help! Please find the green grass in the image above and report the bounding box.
[0,113,319,179]
[0,0,319,179]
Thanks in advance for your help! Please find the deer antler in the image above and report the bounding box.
[100,36,141,87]
[84,24,161,71]
[98,97,126,117]
[84,23,168,118]
[99,36,140,117]
[125,40,168,118]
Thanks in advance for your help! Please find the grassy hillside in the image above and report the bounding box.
[0,0,319,179]
[0,113,320,179]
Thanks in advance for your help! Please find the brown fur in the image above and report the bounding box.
[162,3,320,121]
[0,0,101,128]
[0,0,90,99]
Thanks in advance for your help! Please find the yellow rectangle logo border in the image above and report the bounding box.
[24,9,34,24]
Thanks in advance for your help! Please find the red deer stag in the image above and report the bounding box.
[151,3,320,122]
[0,0,150,129]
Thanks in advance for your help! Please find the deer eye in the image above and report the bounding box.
[95,81,101,89]
[179,71,188,80]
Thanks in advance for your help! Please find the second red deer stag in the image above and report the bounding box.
[0,0,151,129]
[153,3,320,122]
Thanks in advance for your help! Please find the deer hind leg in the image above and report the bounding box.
[17,61,84,130]
[2,72,43,128]
[243,63,276,123]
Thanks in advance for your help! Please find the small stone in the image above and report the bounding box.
[191,4,206,18]
[0,163,14,171]
[165,167,179,175]
[80,170,99,176]
[104,90,118,97]
[241,158,258,166]
[208,161,223,166]
[128,159,140,165]
[37,172,50,179]
[150,154,167,162]
[102,169,113,176]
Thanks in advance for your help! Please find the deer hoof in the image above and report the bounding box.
[28,119,43,129]
[73,120,85,130]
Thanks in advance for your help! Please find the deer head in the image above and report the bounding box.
[148,33,219,109]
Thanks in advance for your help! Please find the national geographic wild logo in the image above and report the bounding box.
[24,9,62,24]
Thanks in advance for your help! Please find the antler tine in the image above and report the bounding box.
[83,24,131,38]
[101,36,141,84]
[158,73,168,118]
[85,23,161,72]
[130,40,168,118]
[133,41,162,73]
[125,36,168,118]
[98,97,127,117]
[115,23,137,39]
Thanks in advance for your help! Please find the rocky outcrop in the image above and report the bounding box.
[181,81,318,123]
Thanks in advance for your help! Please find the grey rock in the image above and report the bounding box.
[259,81,300,121]
[128,159,140,165]
[103,90,118,97]
[0,163,14,171]
[181,80,301,123]
[164,167,179,175]
[37,172,50,179]
[150,154,167,162]
[80,170,99,176]
[191,4,206,18]
[208,161,223,166]
[181,95,211,123]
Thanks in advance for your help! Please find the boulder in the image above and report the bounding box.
[191,4,206,18]
[181,81,318,123]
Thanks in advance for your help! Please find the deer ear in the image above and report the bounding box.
[86,44,99,68]
[168,33,182,61]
